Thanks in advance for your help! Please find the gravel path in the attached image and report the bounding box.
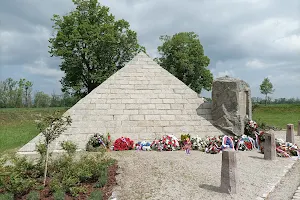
[292,186,300,200]
[266,160,300,200]
[110,132,300,200]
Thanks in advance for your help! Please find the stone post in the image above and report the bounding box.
[297,121,300,136]
[286,124,295,144]
[264,131,276,160]
[220,149,237,194]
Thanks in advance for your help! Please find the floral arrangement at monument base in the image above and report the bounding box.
[275,138,299,157]
[86,133,111,152]
[113,136,134,151]
[235,135,255,151]
[151,135,180,151]
[191,136,208,151]
[221,135,235,150]
[258,131,266,153]
[180,134,191,148]
[150,139,163,151]
[135,141,151,151]
[205,135,223,154]
[244,119,258,138]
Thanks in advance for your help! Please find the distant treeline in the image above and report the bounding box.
[0,78,79,108]
[204,97,300,104]
[1,78,299,108]
[251,97,300,104]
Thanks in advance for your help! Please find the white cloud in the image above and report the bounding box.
[24,59,63,78]
[245,59,266,69]
[1,0,300,98]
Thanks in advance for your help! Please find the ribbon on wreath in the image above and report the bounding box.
[221,135,234,150]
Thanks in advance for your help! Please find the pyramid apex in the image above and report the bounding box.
[136,51,150,57]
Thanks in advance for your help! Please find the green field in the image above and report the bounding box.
[0,104,299,153]
[252,104,300,130]
[0,107,68,154]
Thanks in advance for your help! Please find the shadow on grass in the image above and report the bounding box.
[198,184,227,194]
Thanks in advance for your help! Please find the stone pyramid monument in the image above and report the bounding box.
[18,52,223,154]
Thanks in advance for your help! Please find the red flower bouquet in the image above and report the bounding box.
[113,136,134,151]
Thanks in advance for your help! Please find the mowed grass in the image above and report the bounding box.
[253,104,300,130]
[0,107,68,153]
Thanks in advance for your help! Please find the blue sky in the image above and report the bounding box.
[0,0,299,98]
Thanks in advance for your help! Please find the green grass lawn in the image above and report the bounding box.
[0,107,68,154]
[252,104,300,130]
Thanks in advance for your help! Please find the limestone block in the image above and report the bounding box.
[141,104,156,109]
[220,149,237,194]
[151,99,163,104]
[163,127,179,133]
[176,115,190,121]
[160,115,175,121]
[286,124,295,144]
[123,110,139,114]
[212,76,252,136]
[171,104,184,109]
[147,126,163,133]
[264,131,276,160]
[153,120,170,126]
[145,115,161,120]
[163,99,175,104]
[166,110,181,115]
[137,99,152,104]
[95,104,110,109]
[130,115,145,121]
[156,104,171,109]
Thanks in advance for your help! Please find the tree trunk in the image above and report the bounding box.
[265,94,267,106]
[43,145,49,186]
[25,88,28,107]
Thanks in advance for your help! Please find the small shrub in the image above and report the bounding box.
[94,168,108,188]
[53,189,65,200]
[61,141,77,156]
[48,151,115,195]
[49,177,62,192]
[69,186,87,197]
[0,172,36,195]
[88,190,103,200]
[0,156,38,196]
[0,193,14,200]
[26,191,40,200]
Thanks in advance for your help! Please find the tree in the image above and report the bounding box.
[260,77,274,105]
[49,0,145,98]
[155,32,213,94]
[25,81,33,107]
[36,111,72,186]
[34,92,51,107]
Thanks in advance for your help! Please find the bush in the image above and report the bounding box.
[94,168,108,188]
[69,186,87,197]
[88,190,103,200]
[0,193,14,200]
[0,156,38,196]
[61,141,77,155]
[48,152,114,196]
[26,191,40,200]
[49,177,62,192]
[53,189,65,200]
